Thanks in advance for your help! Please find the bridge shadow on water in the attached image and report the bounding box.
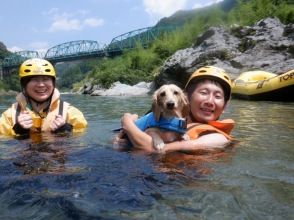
[0,132,235,219]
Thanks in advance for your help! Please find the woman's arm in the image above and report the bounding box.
[66,105,87,132]
[0,108,15,136]
[120,113,154,152]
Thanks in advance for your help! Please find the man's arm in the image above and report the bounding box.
[163,133,231,153]
[120,112,231,153]
[121,113,154,152]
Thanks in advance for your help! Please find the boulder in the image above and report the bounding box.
[81,82,93,94]
[90,81,152,96]
[155,17,294,88]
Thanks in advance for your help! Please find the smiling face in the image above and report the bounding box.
[25,76,54,102]
[188,79,226,123]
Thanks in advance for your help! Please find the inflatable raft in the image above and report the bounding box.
[232,70,294,102]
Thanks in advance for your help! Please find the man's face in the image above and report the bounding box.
[189,80,226,123]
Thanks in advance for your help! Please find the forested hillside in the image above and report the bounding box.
[1,0,293,92]
[73,0,293,92]
[0,42,12,91]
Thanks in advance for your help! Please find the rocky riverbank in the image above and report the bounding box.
[154,17,294,88]
[0,90,18,96]
[77,17,293,96]
[80,81,154,96]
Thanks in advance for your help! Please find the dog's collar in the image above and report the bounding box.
[135,112,187,134]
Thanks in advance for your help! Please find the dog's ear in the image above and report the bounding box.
[152,91,161,121]
[181,92,190,118]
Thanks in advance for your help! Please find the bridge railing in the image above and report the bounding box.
[44,40,106,60]
[106,25,176,53]
[2,51,40,68]
[2,25,177,69]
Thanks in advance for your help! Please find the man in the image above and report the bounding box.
[117,66,235,153]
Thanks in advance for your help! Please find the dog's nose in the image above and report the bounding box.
[166,101,175,109]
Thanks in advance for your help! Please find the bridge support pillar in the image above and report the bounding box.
[0,67,3,80]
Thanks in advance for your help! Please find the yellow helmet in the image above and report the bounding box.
[19,58,56,79]
[185,66,232,102]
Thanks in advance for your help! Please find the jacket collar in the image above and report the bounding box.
[16,88,60,112]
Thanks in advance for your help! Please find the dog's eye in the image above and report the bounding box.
[174,91,179,95]
[160,92,166,97]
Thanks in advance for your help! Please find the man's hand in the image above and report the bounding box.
[121,113,138,127]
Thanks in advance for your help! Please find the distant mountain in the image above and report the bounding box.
[155,9,199,27]
[155,0,237,27]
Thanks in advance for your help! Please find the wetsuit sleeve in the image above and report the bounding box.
[0,107,17,136]
[65,105,87,132]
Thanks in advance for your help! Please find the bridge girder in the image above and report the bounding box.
[107,26,175,52]
[2,50,40,68]
[45,40,105,59]
[1,26,177,70]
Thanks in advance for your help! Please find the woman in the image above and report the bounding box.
[116,66,235,153]
[0,58,87,137]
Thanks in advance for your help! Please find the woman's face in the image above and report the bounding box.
[25,76,54,102]
[189,79,226,123]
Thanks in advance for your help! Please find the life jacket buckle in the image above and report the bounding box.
[179,119,187,129]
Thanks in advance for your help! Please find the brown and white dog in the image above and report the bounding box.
[146,84,190,151]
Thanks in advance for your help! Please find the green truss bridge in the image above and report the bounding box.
[1,25,176,73]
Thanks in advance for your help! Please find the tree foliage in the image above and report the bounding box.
[1,0,293,91]
[2,70,19,91]
[80,0,293,89]
[0,41,10,60]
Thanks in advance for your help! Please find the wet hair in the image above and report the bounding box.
[185,78,230,103]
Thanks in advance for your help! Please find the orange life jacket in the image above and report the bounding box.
[187,119,235,140]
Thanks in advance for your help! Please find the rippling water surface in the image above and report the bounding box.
[0,94,293,219]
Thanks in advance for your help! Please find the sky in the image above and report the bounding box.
[0,0,223,55]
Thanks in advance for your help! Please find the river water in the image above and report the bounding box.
[0,94,293,220]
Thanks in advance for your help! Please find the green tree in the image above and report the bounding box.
[3,70,20,91]
[57,66,84,90]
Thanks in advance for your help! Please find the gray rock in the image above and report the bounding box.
[91,81,152,96]
[81,82,93,94]
[155,17,294,88]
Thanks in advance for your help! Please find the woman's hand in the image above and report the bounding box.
[50,115,66,132]
[17,111,33,129]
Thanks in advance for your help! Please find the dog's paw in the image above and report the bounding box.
[182,134,190,141]
[155,142,165,151]
[152,138,165,152]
